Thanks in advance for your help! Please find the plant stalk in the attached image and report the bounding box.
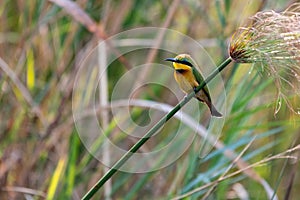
[82,57,233,200]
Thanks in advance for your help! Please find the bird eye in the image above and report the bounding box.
[183,59,192,66]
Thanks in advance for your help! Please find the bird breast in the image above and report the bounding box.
[174,70,198,94]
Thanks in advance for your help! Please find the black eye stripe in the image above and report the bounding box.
[175,59,193,67]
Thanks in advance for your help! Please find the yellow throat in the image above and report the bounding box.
[172,62,192,71]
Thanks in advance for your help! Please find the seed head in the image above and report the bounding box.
[229,3,300,114]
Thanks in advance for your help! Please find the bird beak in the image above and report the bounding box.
[164,58,176,62]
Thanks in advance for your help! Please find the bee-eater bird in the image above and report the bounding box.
[165,54,222,117]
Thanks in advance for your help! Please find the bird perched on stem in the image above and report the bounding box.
[165,54,222,117]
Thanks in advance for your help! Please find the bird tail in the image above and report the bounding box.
[205,100,223,117]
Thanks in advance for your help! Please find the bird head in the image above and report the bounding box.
[165,54,195,70]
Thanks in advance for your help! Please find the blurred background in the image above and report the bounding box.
[0,0,299,199]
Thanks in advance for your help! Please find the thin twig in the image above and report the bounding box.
[98,41,112,200]
[2,186,46,198]
[201,137,256,200]
[81,57,232,200]
[132,0,181,98]
[0,57,47,126]
[48,0,132,70]
[54,98,272,198]
[43,0,133,140]
[172,145,300,200]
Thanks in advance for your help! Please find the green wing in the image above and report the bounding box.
[192,67,204,83]
[192,67,211,101]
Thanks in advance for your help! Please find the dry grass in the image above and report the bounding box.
[0,0,299,199]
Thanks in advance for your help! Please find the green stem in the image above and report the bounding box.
[82,57,232,200]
